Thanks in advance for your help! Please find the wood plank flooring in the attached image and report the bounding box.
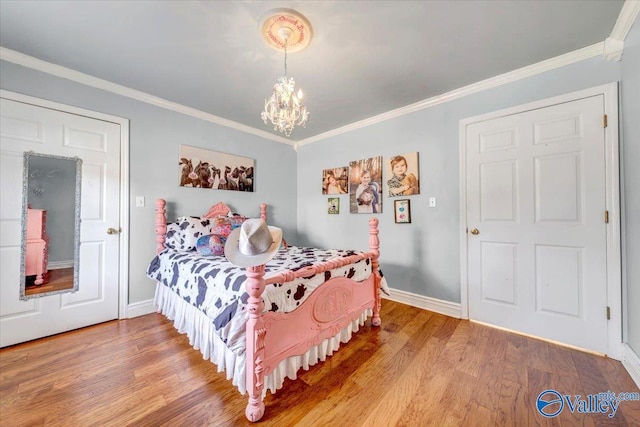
[25,267,74,296]
[1,300,638,426]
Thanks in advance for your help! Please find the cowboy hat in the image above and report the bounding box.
[224,218,282,267]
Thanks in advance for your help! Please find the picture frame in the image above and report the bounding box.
[386,152,420,197]
[322,167,348,194]
[349,156,383,214]
[394,199,411,223]
[179,145,254,192]
[328,197,340,214]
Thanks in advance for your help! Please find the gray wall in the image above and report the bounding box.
[0,60,298,304]
[621,18,640,355]
[297,56,621,305]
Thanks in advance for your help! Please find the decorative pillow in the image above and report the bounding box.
[196,234,227,256]
[210,215,248,238]
[165,216,212,251]
[228,215,248,229]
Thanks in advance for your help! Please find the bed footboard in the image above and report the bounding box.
[244,218,382,422]
[245,264,268,422]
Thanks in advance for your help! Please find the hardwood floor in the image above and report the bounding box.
[1,300,638,426]
[25,267,74,296]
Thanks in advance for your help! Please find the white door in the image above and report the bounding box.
[0,97,121,347]
[466,95,608,354]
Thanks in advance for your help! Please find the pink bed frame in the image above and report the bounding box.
[154,199,382,422]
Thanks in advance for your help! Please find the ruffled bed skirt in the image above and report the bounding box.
[154,282,370,396]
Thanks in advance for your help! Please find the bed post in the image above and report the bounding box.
[259,203,267,221]
[155,199,167,254]
[369,218,382,327]
[245,264,267,422]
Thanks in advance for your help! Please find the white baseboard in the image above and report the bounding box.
[126,290,462,319]
[383,288,462,318]
[622,343,640,389]
[47,260,74,270]
[125,299,156,318]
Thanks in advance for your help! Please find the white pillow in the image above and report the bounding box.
[164,216,213,251]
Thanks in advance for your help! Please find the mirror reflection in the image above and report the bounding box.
[21,152,82,299]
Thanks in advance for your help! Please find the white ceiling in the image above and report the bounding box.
[0,1,627,143]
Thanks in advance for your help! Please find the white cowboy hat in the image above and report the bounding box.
[224,218,282,267]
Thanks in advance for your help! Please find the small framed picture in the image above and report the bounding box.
[394,199,411,223]
[328,197,340,214]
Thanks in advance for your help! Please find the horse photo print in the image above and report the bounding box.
[178,145,254,192]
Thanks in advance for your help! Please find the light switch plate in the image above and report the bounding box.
[429,197,436,208]
[136,196,145,207]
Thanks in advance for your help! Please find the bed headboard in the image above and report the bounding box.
[154,199,267,254]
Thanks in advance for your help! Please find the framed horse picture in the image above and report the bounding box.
[179,145,254,192]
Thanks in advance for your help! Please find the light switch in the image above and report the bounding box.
[429,197,436,208]
[136,196,145,207]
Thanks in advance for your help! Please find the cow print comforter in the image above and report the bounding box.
[146,246,388,355]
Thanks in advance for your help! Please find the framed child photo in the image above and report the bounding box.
[386,152,420,197]
[349,156,383,214]
[394,199,411,223]
[328,198,340,214]
[322,167,348,194]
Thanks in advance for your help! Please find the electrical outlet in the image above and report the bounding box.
[429,197,436,208]
[136,196,145,207]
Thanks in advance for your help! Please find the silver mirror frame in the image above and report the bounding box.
[20,151,82,300]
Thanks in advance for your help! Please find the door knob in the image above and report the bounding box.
[107,227,121,235]
[470,228,480,235]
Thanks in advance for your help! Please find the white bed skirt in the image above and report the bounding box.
[154,282,370,396]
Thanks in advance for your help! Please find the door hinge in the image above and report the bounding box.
[606,306,611,320]
[605,210,609,223]
[603,114,608,128]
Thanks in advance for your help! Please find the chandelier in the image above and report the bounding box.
[260,9,312,137]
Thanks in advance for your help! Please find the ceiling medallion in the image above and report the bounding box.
[260,8,313,53]
[260,9,312,137]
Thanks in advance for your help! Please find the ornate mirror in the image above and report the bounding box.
[20,152,82,300]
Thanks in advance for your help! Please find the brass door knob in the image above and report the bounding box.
[470,228,480,235]
[107,227,121,235]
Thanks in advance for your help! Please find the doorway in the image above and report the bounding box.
[0,91,129,347]
[459,83,621,358]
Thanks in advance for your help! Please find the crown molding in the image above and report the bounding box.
[0,11,627,150]
[610,0,640,41]
[604,37,625,62]
[0,47,295,147]
[297,42,604,147]
[602,0,640,62]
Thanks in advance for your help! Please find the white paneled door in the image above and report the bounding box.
[0,97,121,347]
[466,95,609,354]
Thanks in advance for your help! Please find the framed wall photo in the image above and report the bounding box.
[349,156,383,214]
[394,199,411,223]
[386,152,420,197]
[328,197,340,214]
[322,167,348,194]
[179,145,254,191]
